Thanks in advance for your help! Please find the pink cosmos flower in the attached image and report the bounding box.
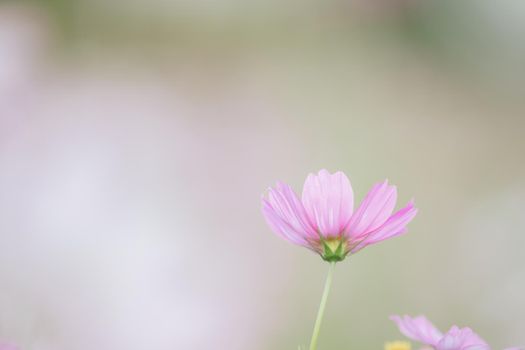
[390,315,522,350]
[261,169,417,262]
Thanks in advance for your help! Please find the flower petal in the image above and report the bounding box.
[351,200,417,252]
[390,315,443,346]
[301,169,354,238]
[262,181,317,246]
[436,326,489,350]
[346,180,397,238]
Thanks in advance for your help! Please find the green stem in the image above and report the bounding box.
[309,262,336,350]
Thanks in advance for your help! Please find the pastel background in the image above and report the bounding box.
[1,1,524,349]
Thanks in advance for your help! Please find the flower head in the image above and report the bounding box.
[390,315,522,350]
[261,169,417,262]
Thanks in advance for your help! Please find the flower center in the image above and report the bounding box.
[321,237,348,262]
[384,341,412,350]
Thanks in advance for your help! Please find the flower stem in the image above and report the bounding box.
[309,262,336,350]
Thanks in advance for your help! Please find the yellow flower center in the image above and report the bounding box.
[384,341,412,350]
[320,237,348,262]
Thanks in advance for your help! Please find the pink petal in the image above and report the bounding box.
[436,326,489,350]
[261,181,317,246]
[301,169,354,238]
[351,200,417,252]
[390,315,443,346]
[346,180,397,238]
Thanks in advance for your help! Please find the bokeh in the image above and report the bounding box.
[1,1,524,349]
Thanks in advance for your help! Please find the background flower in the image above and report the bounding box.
[391,315,521,350]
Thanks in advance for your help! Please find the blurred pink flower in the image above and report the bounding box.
[390,315,522,350]
[0,343,18,350]
[261,169,417,261]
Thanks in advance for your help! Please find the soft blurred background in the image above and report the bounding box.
[1,0,524,349]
